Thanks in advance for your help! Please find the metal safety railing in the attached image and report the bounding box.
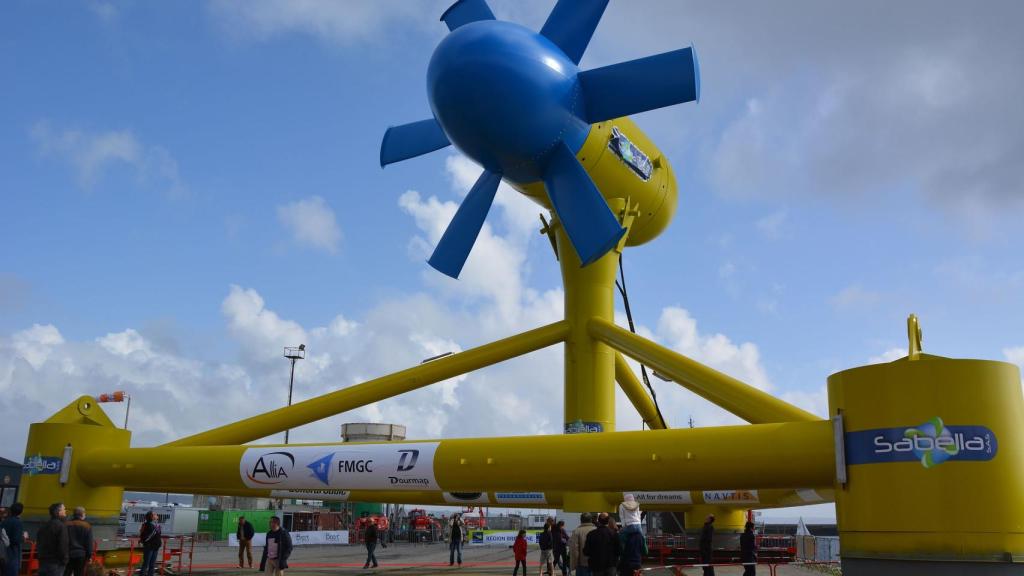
[87,534,194,576]
[638,559,841,576]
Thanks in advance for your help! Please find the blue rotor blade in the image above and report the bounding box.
[428,169,503,279]
[539,0,609,65]
[578,46,700,123]
[542,142,625,266]
[440,0,495,32]
[380,118,451,168]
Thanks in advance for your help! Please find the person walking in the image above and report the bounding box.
[64,507,93,576]
[582,513,618,576]
[511,529,528,576]
[362,521,379,570]
[1,503,24,576]
[699,514,715,576]
[552,520,569,576]
[740,521,757,576]
[36,502,69,576]
[138,510,162,576]
[537,521,554,576]
[569,513,596,576]
[259,516,292,576]
[448,513,466,567]
[237,516,255,569]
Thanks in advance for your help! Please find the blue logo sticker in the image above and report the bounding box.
[307,453,333,485]
[564,420,603,434]
[846,417,997,468]
[23,454,62,476]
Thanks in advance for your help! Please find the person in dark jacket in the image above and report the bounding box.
[538,521,554,576]
[553,520,569,576]
[259,516,292,576]
[2,502,25,576]
[64,507,93,576]
[740,521,757,576]
[138,510,162,576]
[37,502,69,576]
[237,516,255,568]
[448,514,465,566]
[362,522,379,570]
[617,528,645,576]
[699,514,715,576]
[582,513,618,576]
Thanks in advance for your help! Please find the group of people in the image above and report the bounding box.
[1,502,95,576]
[699,514,758,576]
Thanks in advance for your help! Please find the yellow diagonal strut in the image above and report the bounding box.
[614,352,666,429]
[167,320,570,447]
[590,317,819,424]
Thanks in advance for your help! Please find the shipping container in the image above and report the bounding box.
[197,509,276,541]
[125,506,198,536]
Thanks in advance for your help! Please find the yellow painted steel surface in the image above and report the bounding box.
[20,397,129,518]
[79,421,835,494]
[830,354,1024,562]
[168,320,569,446]
[684,506,747,532]
[614,352,666,429]
[590,317,819,424]
[558,225,619,433]
[515,118,677,247]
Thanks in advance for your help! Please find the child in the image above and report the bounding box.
[618,494,642,535]
[512,529,528,576]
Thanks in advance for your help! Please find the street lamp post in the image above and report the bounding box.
[283,344,306,444]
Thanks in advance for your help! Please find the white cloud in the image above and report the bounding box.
[830,285,880,311]
[869,347,906,364]
[207,0,447,45]
[1005,346,1024,367]
[11,324,64,369]
[276,196,342,254]
[30,120,185,196]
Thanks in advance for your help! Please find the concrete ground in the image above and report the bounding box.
[185,542,838,576]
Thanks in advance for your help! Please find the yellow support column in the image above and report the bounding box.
[556,218,621,513]
[830,317,1024,575]
[558,226,619,436]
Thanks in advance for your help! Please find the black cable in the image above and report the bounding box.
[615,253,668,429]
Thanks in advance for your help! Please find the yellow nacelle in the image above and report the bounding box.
[516,117,677,247]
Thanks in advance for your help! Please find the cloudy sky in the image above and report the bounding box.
[2,1,1023,521]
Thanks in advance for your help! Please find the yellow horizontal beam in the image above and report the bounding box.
[614,352,666,429]
[167,320,570,447]
[590,318,819,424]
[82,420,834,493]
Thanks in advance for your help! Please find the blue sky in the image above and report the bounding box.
[2,1,1023,521]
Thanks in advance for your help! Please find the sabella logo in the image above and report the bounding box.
[846,417,997,468]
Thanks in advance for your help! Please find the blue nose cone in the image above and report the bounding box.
[427,20,591,183]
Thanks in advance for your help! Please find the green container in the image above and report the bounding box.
[197,509,276,540]
[197,510,223,537]
[353,503,382,517]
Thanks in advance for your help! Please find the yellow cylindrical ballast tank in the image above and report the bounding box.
[829,353,1023,574]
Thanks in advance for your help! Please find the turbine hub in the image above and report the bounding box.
[427,20,590,183]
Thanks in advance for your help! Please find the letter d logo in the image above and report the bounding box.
[397,449,419,472]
